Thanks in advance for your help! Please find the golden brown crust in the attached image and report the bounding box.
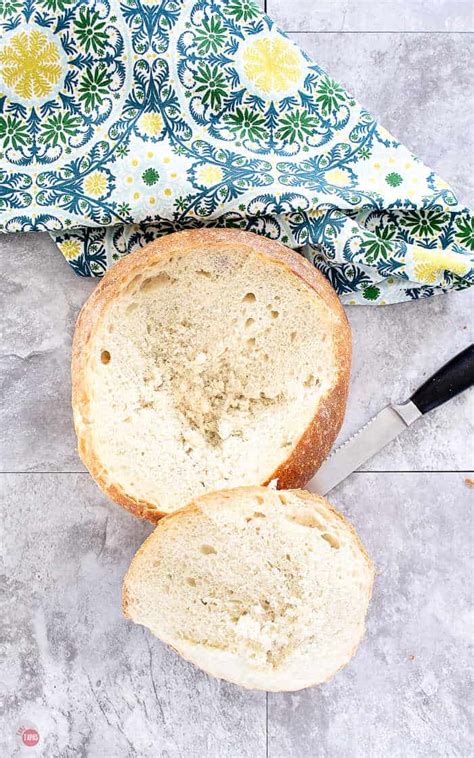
[72,229,351,522]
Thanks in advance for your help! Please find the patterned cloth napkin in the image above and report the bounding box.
[1,0,472,304]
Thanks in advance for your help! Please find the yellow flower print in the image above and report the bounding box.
[413,247,470,284]
[139,112,164,136]
[0,29,62,100]
[243,35,302,97]
[308,208,326,219]
[59,239,81,260]
[325,168,352,188]
[83,171,108,198]
[196,164,224,186]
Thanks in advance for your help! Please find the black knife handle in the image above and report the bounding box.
[410,344,474,415]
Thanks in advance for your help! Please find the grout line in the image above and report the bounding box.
[0,470,472,475]
[285,30,474,34]
[265,691,269,758]
[356,470,474,474]
[0,471,89,475]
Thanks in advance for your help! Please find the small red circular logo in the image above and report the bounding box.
[21,728,40,747]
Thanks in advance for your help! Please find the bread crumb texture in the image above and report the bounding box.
[78,241,346,514]
[123,487,374,691]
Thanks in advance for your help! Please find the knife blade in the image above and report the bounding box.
[308,343,474,497]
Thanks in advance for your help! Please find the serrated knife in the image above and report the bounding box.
[308,344,474,496]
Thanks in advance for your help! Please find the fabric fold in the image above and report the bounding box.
[0,0,472,303]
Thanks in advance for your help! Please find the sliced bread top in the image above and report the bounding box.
[72,229,351,519]
[123,486,374,691]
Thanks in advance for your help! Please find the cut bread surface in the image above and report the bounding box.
[72,229,350,519]
[123,487,374,691]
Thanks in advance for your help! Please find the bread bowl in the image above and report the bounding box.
[72,229,351,520]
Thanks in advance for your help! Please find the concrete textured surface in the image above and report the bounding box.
[1,2,473,756]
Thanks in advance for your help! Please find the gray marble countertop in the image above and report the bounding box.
[1,2,473,756]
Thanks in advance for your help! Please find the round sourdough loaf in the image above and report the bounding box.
[123,487,374,691]
[72,229,351,520]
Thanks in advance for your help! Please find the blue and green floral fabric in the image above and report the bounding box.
[0,0,472,303]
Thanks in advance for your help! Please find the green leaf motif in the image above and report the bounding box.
[385,172,403,187]
[117,202,132,216]
[401,209,448,238]
[276,110,319,143]
[224,108,267,141]
[79,66,112,111]
[360,225,397,263]
[0,0,22,18]
[193,64,227,110]
[38,0,74,11]
[142,167,160,186]
[74,7,108,54]
[226,0,260,23]
[316,76,346,115]
[0,115,30,149]
[195,16,227,54]
[454,216,474,251]
[41,113,81,147]
[362,285,381,301]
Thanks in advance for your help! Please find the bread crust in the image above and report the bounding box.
[122,486,374,691]
[72,229,351,521]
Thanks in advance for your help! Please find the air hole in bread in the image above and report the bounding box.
[290,331,298,343]
[247,337,256,347]
[278,494,288,505]
[200,544,217,555]
[287,512,324,530]
[243,292,256,303]
[321,533,340,549]
[101,350,111,364]
[141,272,175,293]
[253,511,266,519]
[126,274,142,292]
[186,577,197,587]
[271,310,279,319]
[245,317,255,329]
[126,302,138,315]
[197,270,212,279]
[255,495,264,504]
[304,374,314,387]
